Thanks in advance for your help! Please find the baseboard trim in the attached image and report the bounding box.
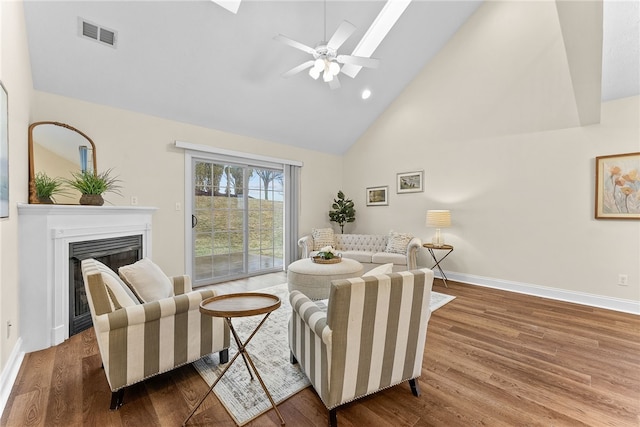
[0,338,24,418]
[437,271,640,315]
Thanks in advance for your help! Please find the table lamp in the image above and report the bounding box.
[426,210,451,247]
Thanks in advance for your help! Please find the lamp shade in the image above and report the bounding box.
[426,210,451,228]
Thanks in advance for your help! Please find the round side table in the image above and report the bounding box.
[183,293,284,426]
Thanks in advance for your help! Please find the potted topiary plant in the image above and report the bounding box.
[34,171,68,204]
[328,190,356,234]
[64,168,122,206]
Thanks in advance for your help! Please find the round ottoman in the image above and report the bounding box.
[287,258,364,300]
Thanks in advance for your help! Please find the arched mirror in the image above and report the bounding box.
[28,121,97,204]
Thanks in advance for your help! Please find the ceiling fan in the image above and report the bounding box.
[274,16,380,89]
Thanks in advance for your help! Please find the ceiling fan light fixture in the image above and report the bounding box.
[329,61,340,76]
[309,67,321,80]
[313,58,325,71]
[323,70,334,82]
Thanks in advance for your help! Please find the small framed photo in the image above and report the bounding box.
[595,152,640,219]
[366,186,388,206]
[397,170,424,194]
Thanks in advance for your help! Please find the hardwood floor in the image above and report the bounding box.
[2,274,639,426]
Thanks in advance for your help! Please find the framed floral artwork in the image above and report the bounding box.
[595,152,640,219]
[397,171,423,193]
[366,186,388,206]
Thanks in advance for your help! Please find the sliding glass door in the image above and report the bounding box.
[192,159,284,285]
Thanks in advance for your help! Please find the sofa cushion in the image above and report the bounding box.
[372,252,407,265]
[339,250,375,264]
[119,258,174,303]
[384,231,413,254]
[363,263,394,276]
[312,228,335,250]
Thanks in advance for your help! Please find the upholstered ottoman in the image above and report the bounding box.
[287,258,364,300]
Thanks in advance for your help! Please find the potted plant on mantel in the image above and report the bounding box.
[328,190,356,234]
[34,171,68,204]
[64,168,122,206]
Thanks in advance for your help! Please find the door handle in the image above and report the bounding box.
[191,215,198,229]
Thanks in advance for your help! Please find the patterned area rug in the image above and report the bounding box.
[193,283,455,426]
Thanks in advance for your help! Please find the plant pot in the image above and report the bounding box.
[79,194,104,206]
[37,196,54,204]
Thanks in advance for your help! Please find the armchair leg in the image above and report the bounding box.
[290,351,298,364]
[409,378,421,397]
[328,408,337,427]
[219,348,229,364]
[110,389,124,410]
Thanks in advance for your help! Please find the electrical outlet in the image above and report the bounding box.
[131,196,138,205]
[618,274,628,286]
[175,202,181,211]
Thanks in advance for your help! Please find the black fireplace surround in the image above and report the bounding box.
[69,235,142,336]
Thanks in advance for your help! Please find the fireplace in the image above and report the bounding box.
[18,203,156,352]
[69,235,143,336]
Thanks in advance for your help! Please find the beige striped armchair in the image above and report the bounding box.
[81,258,230,409]
[289,268,434,426]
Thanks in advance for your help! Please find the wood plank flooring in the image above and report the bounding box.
[2,274,639,426]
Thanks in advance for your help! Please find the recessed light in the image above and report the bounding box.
[361,89,372,100]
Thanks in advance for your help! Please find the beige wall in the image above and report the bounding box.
[0,0,33,371]
[342,0,639,303]
[30,91,343,276]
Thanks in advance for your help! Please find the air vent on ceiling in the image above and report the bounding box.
[78,17,117,48]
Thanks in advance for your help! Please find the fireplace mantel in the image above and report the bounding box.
[18,203,158,352]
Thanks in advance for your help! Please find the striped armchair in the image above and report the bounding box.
[81,258,230,409]
[289,268,434,426]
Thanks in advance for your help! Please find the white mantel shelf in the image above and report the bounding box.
[18,203,158,353]
[18,203,157,215]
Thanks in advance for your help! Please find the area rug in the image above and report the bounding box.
[193,283,455,426]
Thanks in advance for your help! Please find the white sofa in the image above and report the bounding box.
[298,231,421,272]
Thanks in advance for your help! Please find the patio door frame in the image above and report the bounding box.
[178,141,302,287]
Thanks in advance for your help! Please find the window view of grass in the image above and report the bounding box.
[193,162,284,283]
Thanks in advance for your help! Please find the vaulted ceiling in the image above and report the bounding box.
[23,0,639,154]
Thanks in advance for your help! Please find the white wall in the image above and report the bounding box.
[0,0,32,389]
[30,91,343,276]
[342,0,639,308]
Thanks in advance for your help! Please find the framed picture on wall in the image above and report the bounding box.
[397,170,423,193]
[0,81,8,219]
[366,186,388,206]
[595,152,640,219]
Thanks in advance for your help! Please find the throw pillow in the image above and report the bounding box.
[312,228,335,250]
[118,258,174,303]
[384,231,413,254]
[101,273,140,309]
[363,263,394,277]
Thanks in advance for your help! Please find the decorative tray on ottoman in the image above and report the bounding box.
[312,256,342,264]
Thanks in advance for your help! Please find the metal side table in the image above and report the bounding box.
[422,243,453,288]
[183,293,284,426]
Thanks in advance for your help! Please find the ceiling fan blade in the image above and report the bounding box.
[328,75,341,90]
[336,55,380,69]
[327,20,356,51]
[274,34,316,55]
[282,60,315,78]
